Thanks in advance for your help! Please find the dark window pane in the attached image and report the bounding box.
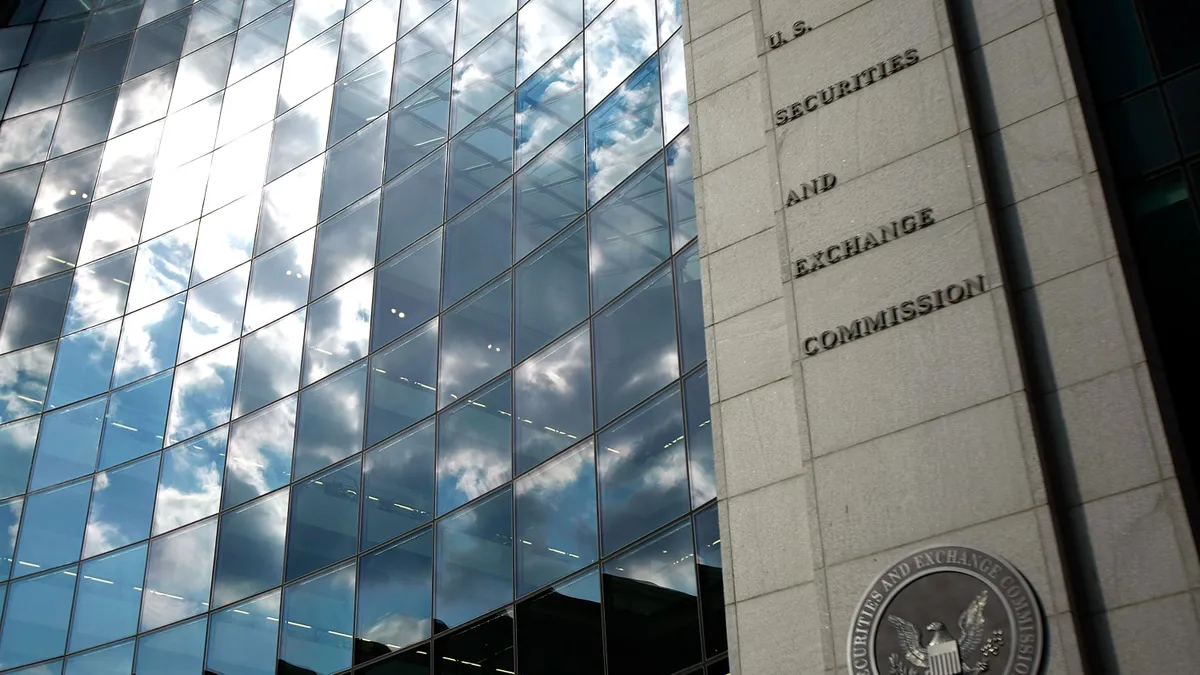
[1,497,22,579]
[676,243,704,372]
[1140,0,1200,75]
[586,56,661,206]
[223,395,296,509]
[0,227,25,288]
[593,264,678,425]
[330,45,392,146]
[311,190,379,300]
[22,15,85,64]
[4,54,73,119]
[359,645,430,675]
[386,70,450,182]
[0,25,31,70]
[514,326,592,473]
[379,147,446,264]
[46,319,120,409]
[29,396,105,491]
[367,319,438,446]
[66,37,132,100]
[126,8,190,79]
[667,130,696,250]
[683,367,715,507]
[514,216,587,362]
[515,35,582,168]
[206,590,280,675]
[590,155,668,307]
[164,340,237,445]
[280,561,356,675]
[603,520,701,675]
[14,207,86,285]
[708,659,730,675]
[515,441,597,596]
[0,417,41,501]
[12,476,91,576]
[435,488,513,630]
[433,611,513,675]
[0,566,77,669]
[392,0,454,104]
[38,0,94,21]
[64,638,133,675]
[1165,70,1200,156]
[84,0,143,46]
[694,504,726,656]
[356,528,433,661]
[0,165,43,229]
[516,568,603,675]
[139,516,217,631]
[0,342,54,425]
[286,456,360,582]
[153,426,226,535]
[372,230,442,353]
[438,275,511,406]
[321,114,386,222]
[134,615,207,675]
[1072,0,1155,101]
[1103,89,1179,179]
[302,271,373,385]
[598,384,689,554]
[362,419,435,549]
[213,488,288,608]
[443,181,512,308]
[68,542,146,652]
[294,360,366,479]
[82,452,160,557]
[436,376,511,516]
[233,307,305,418]
[514,123,585,260]
[447,95,514,218]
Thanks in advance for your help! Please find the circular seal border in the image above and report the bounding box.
[846,544,1046,675]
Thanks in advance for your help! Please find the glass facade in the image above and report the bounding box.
[0,0,726,673]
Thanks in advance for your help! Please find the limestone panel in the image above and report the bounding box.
[1102,593,1200,675]
[711,298,791,401]
[720,379,806,497]
[727,475,815,600]
[701,148,777,253]
[696,76,767,173]
[985,103,1083,206]
[969,21,1064,132]
[1000,177,1106,289]
[736,583,826,675]
[707,229,784,324]
[691,13,760,100]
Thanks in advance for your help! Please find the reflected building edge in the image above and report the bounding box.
[0,0,724,673]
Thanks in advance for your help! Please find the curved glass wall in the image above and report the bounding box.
[0,0,726,673]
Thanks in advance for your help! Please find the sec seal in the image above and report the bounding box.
[847,545,1045,675]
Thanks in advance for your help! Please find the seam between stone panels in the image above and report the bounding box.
[723,467,808,505]
[962,15,1047,54]
[687,8,751,43]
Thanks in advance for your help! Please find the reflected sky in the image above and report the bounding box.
[357,527,432,654]
[165,340,237,445]
[514,326,592,473]
[436,375,511,515]
[515,440,597,596]
[223,394,295,509]
[153,426,227,536]
[140,517,217,632]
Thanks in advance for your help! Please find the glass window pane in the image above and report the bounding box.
[29,397,105,491]
[31,146,104,220]
[13,208,87,285]
[258,159,323,259]
[585,0,654,110]
[286,457,360,581]
[178,262,249,362]
[204,124,273,216]
[280,561,356,675]
[321,115,386,222]
[516,568,603,675]
[126,8,190,79]
[593,264,677,425]
[516,317,593,471]
[589,157,667,309]
[659,30,686,141]
[0,659,59,675]
[392,0,454,104]
[191,192,258,285]
[109,63,175,137]
[514,216,586,362]
[379,148,446,264]
[228,2,292,84]
[66,37,131,101]
[153,426,226,535]
[433,611,513,675]
[0,227,25,289]
[13,477,91,576]
[0,26,33,70]
[98,369,171,469]
[356,529,432,662]
[134,616,207,675]
[205,589,280,675]
[278,23,339,112]
[268,86,332,182]
[223,395,296,509]
[4,55,74,119]
[288,0,344,52]
[337,0,399,78]
[157,90,222,170]
[245,228,314,335]
[1,497,23,579]
[694,504,725,656]
[386,70,450,182]
[139,516,217,632]
[164,340,238,445]
[367,319,438,447]
[0,108,58,173]
[1165,71,1200,156]
[212,487,288,608]
[514,123,584,260]
[68,543,146,652]
[443,181,512,308]
[330,45,393,147]
[515,35,582,168]
[82,452,160,558]
[438,275,510,407]
[294,360,366,479]
[603,520,700,674]
[675,243,703,371]
[597,384,688,554]
[111,293,186,388]
[666,130,695,250]
[436,375,511,515]
[22,15,85,65]
[0,418,39,500]
[0,165,44,231]
[46,320,120,409]
[0,567,77,670]
[85,1,143,46]
[682,371,712,506]
[141,154,211,241]
[172,33,233,113]
[64,640,133,675]
[447,95,514,218]
[451,16,515,135]
[241,0,287,26]
[234,307,306,418]
[517,0,580,83]
[214,61,280,150]
[455,0,514,59]
[126,221,199,313]
[51,89,118,159]
[62,248,135,335]
[0,344,54,426]
[515,442,597,596]
[435,488,513,630]
[312,191,379,300]
[1103,89,1179,179]
[361,419,435,549]
[302,271,373,385]
[586,55,661,205]
[77,182,150,265]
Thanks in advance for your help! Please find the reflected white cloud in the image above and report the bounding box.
[303,272,372,384]
[288,0,346,51]
[178,263,250,362]
[517,0,580,82]
[0,108,56,173]
[586,61,662,204]
[515,42,582,165]
[0,345,53,423]
[154,444,224,535]
[156,92,223,171]
[141,518,218,631]
[584,0,655,110]
[113,294,185,387]
[205,122,273,214]
[96,121,165,199]
[192,191,259,284]
[126,221,198,313]
[234,308,306,418]
[226,397,297,500]
[142,154,212,242]
[360,614,430,650]
[659,32,688,141]
[166,341,238,444]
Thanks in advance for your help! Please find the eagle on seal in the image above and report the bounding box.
[887,590,990,675]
